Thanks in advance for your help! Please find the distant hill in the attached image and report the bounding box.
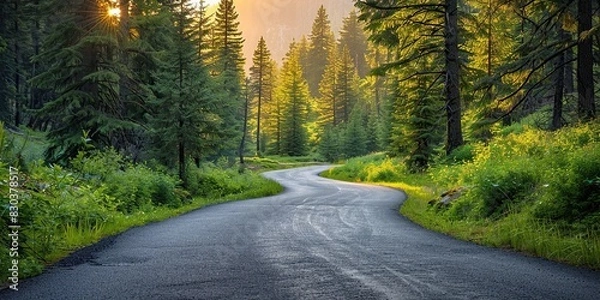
[232,0,357,70]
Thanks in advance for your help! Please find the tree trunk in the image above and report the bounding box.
[13,0,20,127]
[256,55,263,155]
[577,0,595,120]
[239,78,250,165]
[444,0,463,154]
[564,37,575,95]
[551,27,565,131]
[179,141,186,183]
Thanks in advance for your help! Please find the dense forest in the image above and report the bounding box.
[0,0,599,281]
[1,0,598,171]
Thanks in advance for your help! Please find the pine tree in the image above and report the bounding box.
[0,0,35,126]
[306,5,335,98]
[148,0,221,182]
[211,0,245,155]
[358,0,464,157]
[336,46,360,124]
[250,36,273,155]
[31,0,130,163]
[576,0,595,120]
[342,105,368,158]
[318,125,342,162]
[263,61,283,155]
[317,42,339,127]
[279,42,309,156]
[339,10,369,78]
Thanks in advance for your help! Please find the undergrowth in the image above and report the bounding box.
[323,121,600,269]
[0,124,283,282]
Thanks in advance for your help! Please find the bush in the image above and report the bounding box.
[445,144,475,164]
[535,144,600,223]
[186,164,244,198]
[105,166,182,212]
[471,168,538,218]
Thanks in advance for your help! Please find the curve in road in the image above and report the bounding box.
[2,166,599,299]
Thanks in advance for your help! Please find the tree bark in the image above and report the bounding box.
[551,27,565,131]
[444,0,463,154]
[577,0,595,120]
[239,78,250,165]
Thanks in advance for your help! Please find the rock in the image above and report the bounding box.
[429,187,465,208]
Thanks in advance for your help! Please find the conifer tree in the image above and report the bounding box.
[31,0,129,163]
[279,42,309,156]
[148,0,221,182]
[263,61,283,155]
[336,46,360,124]
[339,10,369,78]
[306,5,335,98]
[318,125,342,162]
[211,0,245,154]
[342,105,368,158]
[317,42,340,127]
[250,37,273,155]
[358,0,463,155]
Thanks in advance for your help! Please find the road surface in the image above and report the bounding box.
[2,166,600,299]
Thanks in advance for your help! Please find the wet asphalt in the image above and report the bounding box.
[1,165,599,299]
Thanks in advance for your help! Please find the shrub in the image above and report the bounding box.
[535,144,600,223]
[104,165,182,212]
[474,168,538,218]
[444,144,475,164]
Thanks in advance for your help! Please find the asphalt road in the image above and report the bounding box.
[2,166,600,299]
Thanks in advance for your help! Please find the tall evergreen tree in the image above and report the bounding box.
[31,0,130,163]
[358,0,464,157]
[317,42,340,127]
[339,10,369,78]
[336,46,360,124]
[343,105,368,158]
[577,0,595,120]
[279,42,309,156]
[148,0,221,182]
[250,36,273,155]
[211,0,245,154]
[0,1,13,124]
[306,5,335,98]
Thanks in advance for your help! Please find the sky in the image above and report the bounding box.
[206,0,356,71]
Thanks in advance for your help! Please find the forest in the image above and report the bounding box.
[0,0,599,281]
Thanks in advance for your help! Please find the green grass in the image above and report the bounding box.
[17,172,283,278]
[323,147,600,269]
[6,127,47,163]
[244,155,325,172]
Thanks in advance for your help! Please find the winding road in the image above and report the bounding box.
[2,166,600,299]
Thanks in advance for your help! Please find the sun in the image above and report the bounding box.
[107,7,120,18]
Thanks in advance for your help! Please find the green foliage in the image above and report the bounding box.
[306,5,335,97]
[72,149,184,212]
[318,126,343,162]
[468,168,538,218]
[185,163,282,200]
[327,122,600,268]
[343,107,368,158]
[31,0,132,163]
[278,43,310,156]
[444,144,475,164]
[534,143,600,224]
[1,141,283,283]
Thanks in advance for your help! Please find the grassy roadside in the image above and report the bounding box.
[46,177,283,264]
[244,155,326,172]
[1,161,282,283]
[322,144,600,269]
[0,125,287,284]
